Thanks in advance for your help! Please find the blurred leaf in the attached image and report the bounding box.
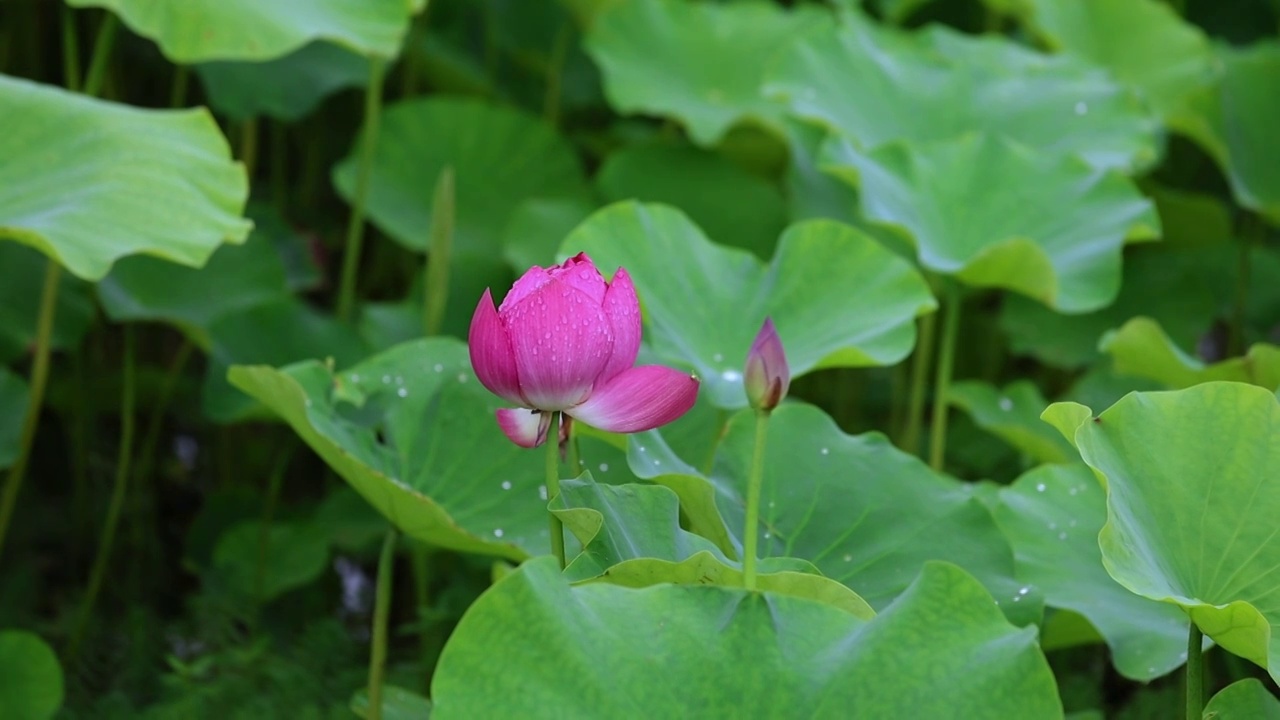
[596,143,786,258]
[0,243,95,365]
[1048,383,1280,682]
[350,685,433,720]
[0,75,250,280]
[767,13,1159,171]
[1147,185,1234,249]
[1101,317,1280,390]
[67,0,423,62]
[0,369,28,471]
[314,486,387,552]
[949,381,1076,464]
[823,133,1159,312]
[1203,679,1280,719]
[333,97,590,257]
[501,197,597,273]
[565,203,936,408]
[994,464,1199,681]
[0,630,63,720]
[212,520,330,602]
[196,41,370,122]
[584,0,826,144]
[229,338,548,559]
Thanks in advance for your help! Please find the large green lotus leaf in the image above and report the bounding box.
[1203,679,1280,720]
[822,133,1159,312]
[765,12,1158,171]
[333,98,590,255]
[0,369,29,471]
[0,243,95,365]
[196,41,369,122]
[431,557,1061,718]
[1017,0,1215,122]
[630,403,1040,625]
[0,630,63,720]
[212,520,330,602]
[1178,43,1280,224]
[583,0,826,145]
[229,338,550,560]
[949,381,1076,464]
[596,143,786,259]
[1044,383,1280,681]
[501,198,597,276]
[563,203,935,408]
[994,464,1198,681]
[350,685,434,720]
[66,0,423,62]
[0,75,250,280]
[1101,317,1280,391]
[1000,248,1217,369]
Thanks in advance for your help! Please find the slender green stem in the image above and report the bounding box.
[742,410,770,590]
[254,445,295,608]
[700,410,728,476]
[168,64,189,107]
[568,431,583,478]
[423,167,455,337]
[239,118,259,181]
[82,13,118,99]
[900,311,936,456]
[62,5,82,91]
[543,21,571,127]
[367,526,398,720]
[545,412,566,569]
[68,324,137,660]
[929,283,962,472]
[1186,623,1203,719]
[337,58,388,323]
[0,260,62,563]
[270,122,287,212]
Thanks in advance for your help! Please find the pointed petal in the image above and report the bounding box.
[468,289,525,405]
[569,365,699,433]
[503,283,612,410]
[547,252,607,305]
[496,408,551,448]
[501,265,554,313]
[744,316,790,412]
[598,267,641,384]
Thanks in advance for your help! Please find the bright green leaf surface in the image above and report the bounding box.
[596,143,787,258]
[1050,383,1280,681]
[822,133,1159,312]
[1101,317,1280,390]
[229,338,548,559]
[66,0,422,62]
[212,520,330,603]
[0,630,63,720]
[196,41,369,121]
[0,75,250,280]
[766,13,1158,171]
[631,403,1039,625]
[584,0,826,145]
[564,203,935,408]
[994,464,1197,680]
[1203,679,1280,719]
[0,243,95,365]
[0,368,30,471]
[949,381,1076,464]
[431,557,1061,718]
[333,97,590,255]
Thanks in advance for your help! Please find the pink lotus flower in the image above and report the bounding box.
[468,252,700,448]
[744,317,790,412]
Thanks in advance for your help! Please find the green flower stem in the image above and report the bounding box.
[270,121,287,211]
[1186,623,1203,720]
[367,526,399,720]
[69,324,136,661]
[61,5,81,91]
[742,410,771,591]
[546,412,566,569]
[0,259,61,562]
[168,64,189,107]
[568,430,583,478]
[929,282,962,472]
[543,21,571,127]
[423,167,455,337]
[700,410,728,476]
[82,12,118,99]
[239,118,259,182]
[337,57,388,324]
[900,310,937,456]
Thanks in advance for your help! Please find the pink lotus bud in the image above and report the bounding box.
[469,252,699,447]
[744,317,790,412]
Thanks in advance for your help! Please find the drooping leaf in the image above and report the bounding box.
[229,338,549,560]
[333,97,590,256]
[66,0,424,62]
[822,133,1159,312]
[1101,317,1280,391]
[563,203,935,408]
[584,0,827,145]
[0,75,250,280]
[949,381,1076,464]
[0,369,29,471]
[994,464,1199,681]
[1044,383,1280,682]
[196,41,370,122]
[430,557,1062,718]
[1202,679,1280,720]
[212,520,330,603]
[0,243,95,365]
[0,630,63,720]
